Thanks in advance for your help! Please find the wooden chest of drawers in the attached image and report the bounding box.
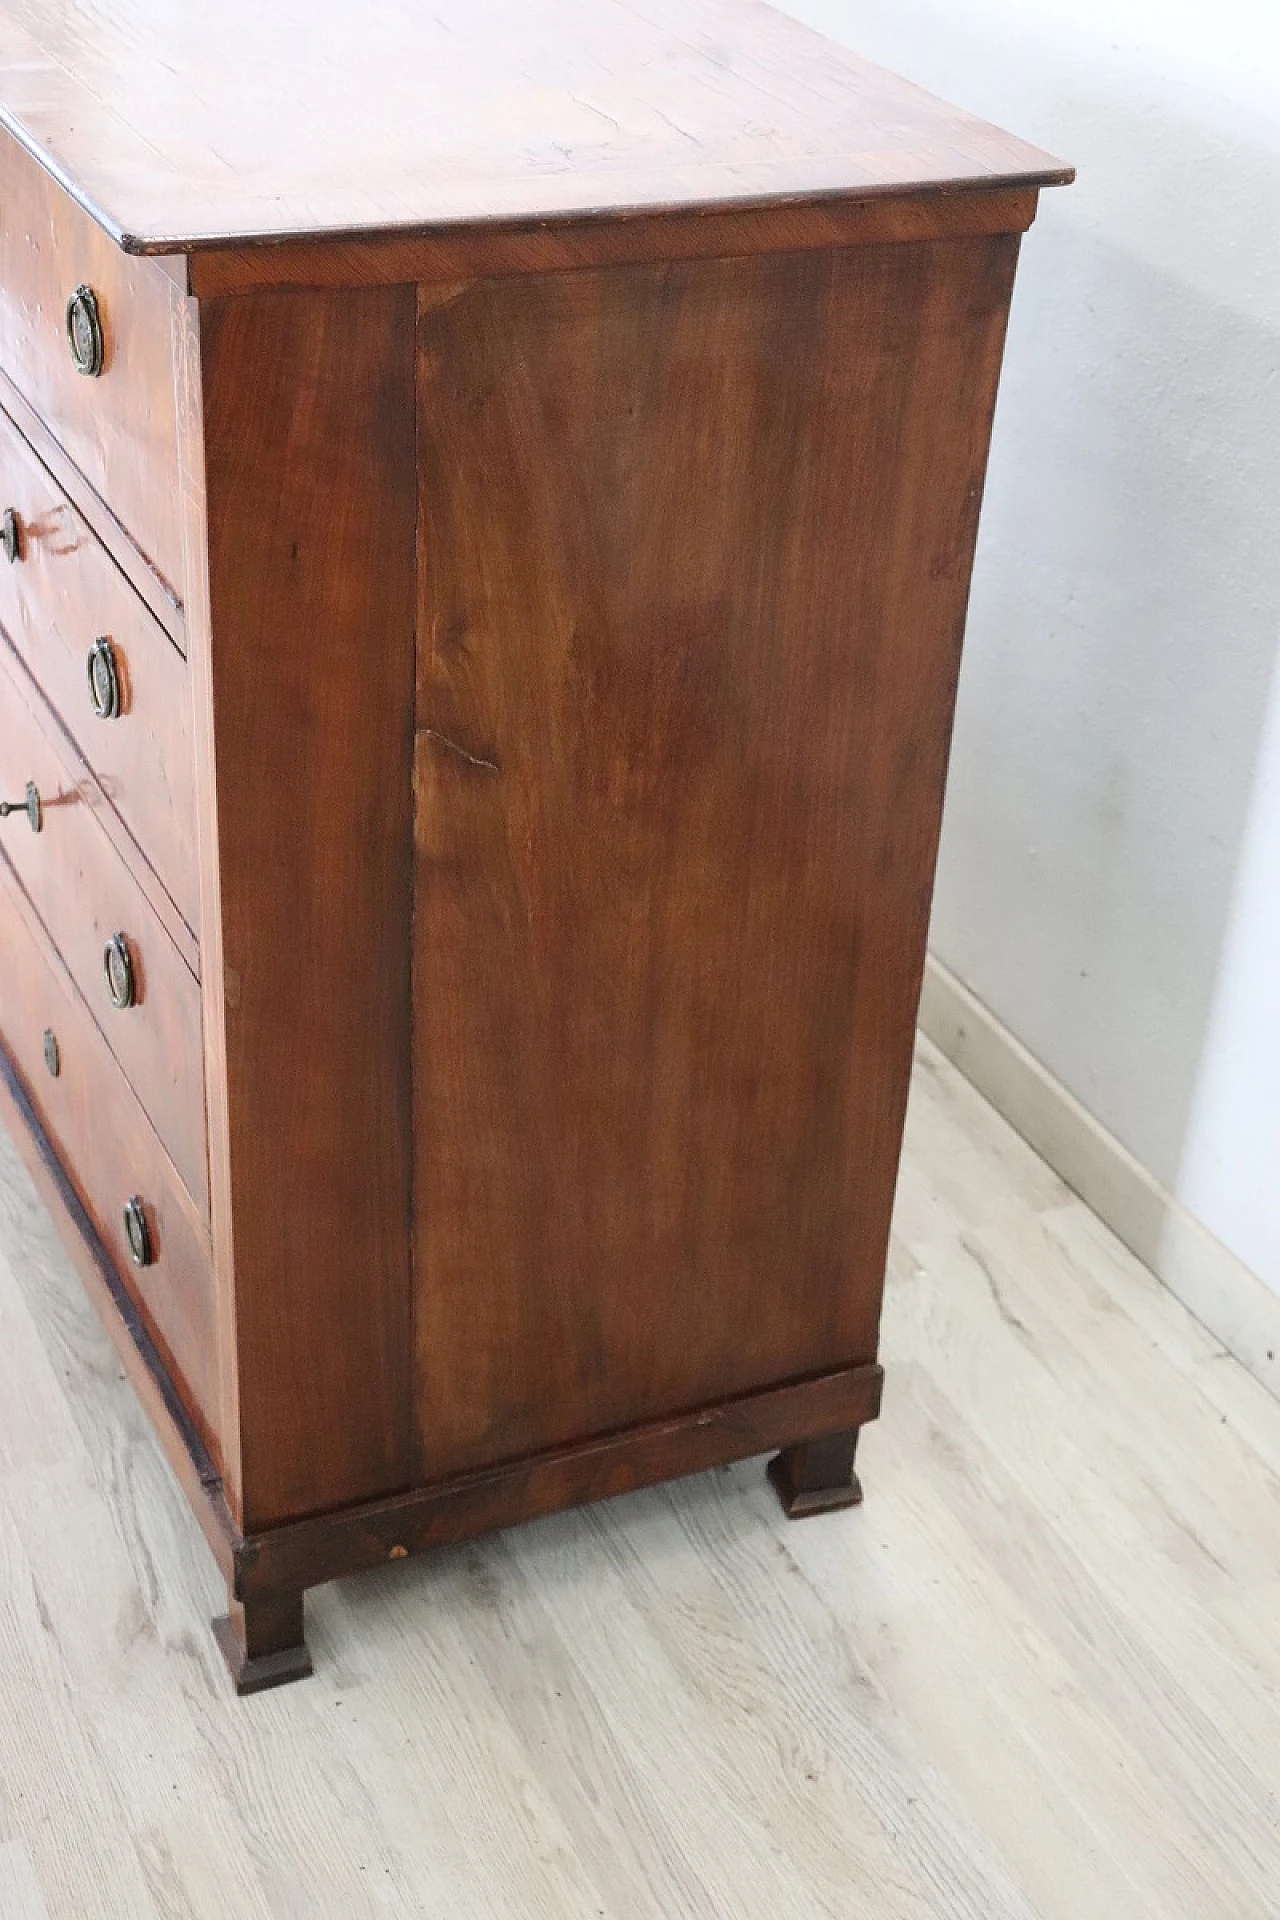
[0,0,1069,1690]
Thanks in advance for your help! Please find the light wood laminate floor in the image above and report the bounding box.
[1,1035,1278,1919]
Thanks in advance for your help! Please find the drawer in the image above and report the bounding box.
[0,646,208,1216]
[0,131,183,596]
[0,404,198,932]
[0,853,215,1434]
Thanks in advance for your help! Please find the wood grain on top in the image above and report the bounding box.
[0,0,1071,252]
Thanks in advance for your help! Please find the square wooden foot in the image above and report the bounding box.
[213,1593,313,1696]
[768,1428,863,1518]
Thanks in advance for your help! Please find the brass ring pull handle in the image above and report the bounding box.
[103,932,137,1009]
[66,285,105,377]
[123,1196,153,1267]
[1,507,21,563]
[0,782,41,831]
[87,636,122,719]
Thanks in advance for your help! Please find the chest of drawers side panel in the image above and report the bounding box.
[195,283,418,1532]
[412,233,1023,1478]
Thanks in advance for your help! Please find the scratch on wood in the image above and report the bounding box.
[420,728,501,775]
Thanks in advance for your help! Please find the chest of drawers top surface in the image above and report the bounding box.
[0,0,1068,254]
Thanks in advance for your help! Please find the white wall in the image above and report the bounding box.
[776,0,1280,1294]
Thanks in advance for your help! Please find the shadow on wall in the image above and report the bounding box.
[782,0,1280,1292]
[944,215,1280,1188]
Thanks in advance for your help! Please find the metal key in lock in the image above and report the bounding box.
[0,782,41,831]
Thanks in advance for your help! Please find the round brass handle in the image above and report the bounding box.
[123,1196,153,1268]
[1,506,21,563]
[66,284,104,377]
[103,932,136,1009]
[0,782,41,832]
[87,636,122,719]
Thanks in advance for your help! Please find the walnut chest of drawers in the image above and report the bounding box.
[0,0,1069,1690]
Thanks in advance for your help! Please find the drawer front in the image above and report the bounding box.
[0,404,198,932]
[0,132,183,595]
[0,648,208,1216]
[0,853,215,1432]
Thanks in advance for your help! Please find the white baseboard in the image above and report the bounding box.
[918,954,1280,1402]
